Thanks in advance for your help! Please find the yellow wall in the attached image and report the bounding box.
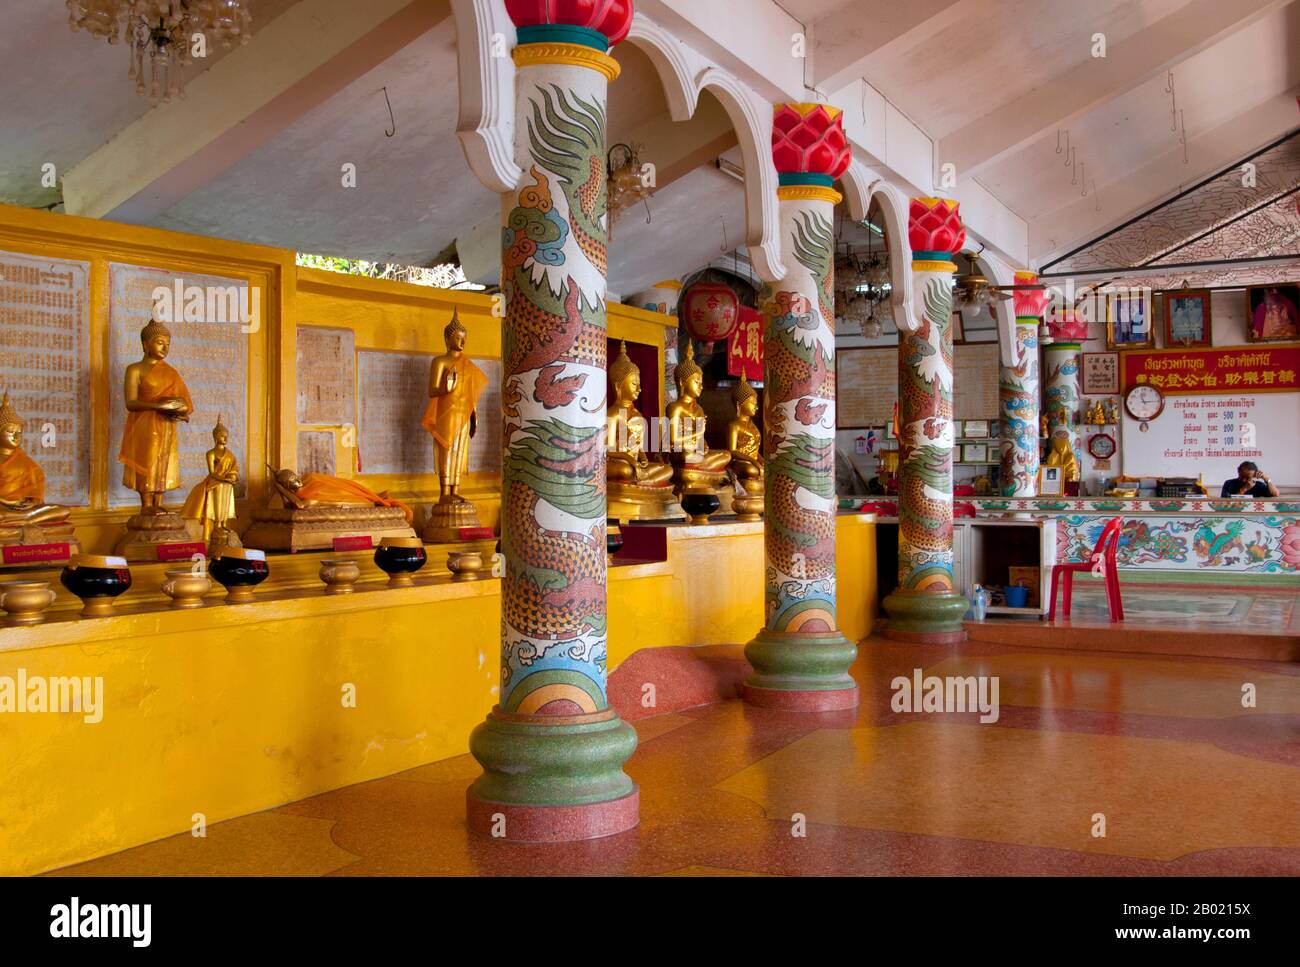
[0,516,875,876]
[0,204,675,547]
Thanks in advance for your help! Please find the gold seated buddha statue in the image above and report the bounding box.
[241,468,417,552]
[606,341,676,521]
[0,392,78,557]
[726,376,764,520]
[1043,433,1080,483]
[665,342,730,492]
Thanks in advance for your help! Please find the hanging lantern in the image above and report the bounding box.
[682,281,740,351]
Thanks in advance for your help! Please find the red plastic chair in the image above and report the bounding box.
[1048,516,1124,622]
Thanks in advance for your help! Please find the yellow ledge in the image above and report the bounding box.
[0,515,874,875]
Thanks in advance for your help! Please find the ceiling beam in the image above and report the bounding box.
[937,0,1286,183]
[1029,88,1300,264]
[62,0,450,223]
[810,0,966,94]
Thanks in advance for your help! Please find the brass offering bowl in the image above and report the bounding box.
[446,551,486,582]
[319,558,361,595]
[161,567,212,609]
[0,580,56,627]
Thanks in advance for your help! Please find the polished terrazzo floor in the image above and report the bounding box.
[51,635,1300,876]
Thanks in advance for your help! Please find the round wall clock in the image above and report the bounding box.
[1088,432,1116,460]
[1124,384,1165,421]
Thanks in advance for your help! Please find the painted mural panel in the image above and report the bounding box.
[1056,514,1299,574]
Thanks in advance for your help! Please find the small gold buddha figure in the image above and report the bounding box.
[120,319,193,514]
[1044,433,1080,482]
[665,341,730,491]
[422,309,489,541]
[271,468,413,522]
[0,392,73,533]
[242,465,417,552]
[607,341,673,488]
[726,375,763,486]
[181,416,239,547]
[1086,400,1106,425]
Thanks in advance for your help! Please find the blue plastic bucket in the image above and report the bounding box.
[1004,585,1030,608]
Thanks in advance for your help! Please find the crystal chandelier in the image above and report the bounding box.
[67,1,253,104]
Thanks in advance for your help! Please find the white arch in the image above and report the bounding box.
[842,162,914,334]
[625,14,697,122]
[451,0,522,193]
[695,67,785,284]
[979,249,1020,368]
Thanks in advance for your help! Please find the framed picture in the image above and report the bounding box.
[1081,351,1120,395]
[1162,289,1212,347]
[1039,465,1064,496]
[950,310,965,344]
[963,419,990,439]
[1245,284,1300,342]
[1106,292,1153,349]
[962,443,988,464]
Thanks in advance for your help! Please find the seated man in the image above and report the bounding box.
[1220,461,1279,499]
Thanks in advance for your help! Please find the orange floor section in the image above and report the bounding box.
[50,632,1300,877]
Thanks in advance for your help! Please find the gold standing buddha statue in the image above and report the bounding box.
[726,375,764,520]
[116,319,194,558]
[606,341,675,520]
[0,392,77,560]
[181,416,240,550]
[422,309,489,541]
[665,341,730,492]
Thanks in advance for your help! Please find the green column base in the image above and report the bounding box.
[882,589,969,643]
[742,629,859,709]
[467,708,637,807]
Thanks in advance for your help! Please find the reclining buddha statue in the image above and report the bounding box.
[241,466,417,552]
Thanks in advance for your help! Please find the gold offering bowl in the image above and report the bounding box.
[446,551,486,582]
[161,568,212,610]
[0,580,56,626]
[319,558,361,595]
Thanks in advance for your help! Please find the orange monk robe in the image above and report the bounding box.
[296,472,413,524]
[181,448,239,531]
[421,355,488,472]
[119,361,194,493]
[0,448,46,503]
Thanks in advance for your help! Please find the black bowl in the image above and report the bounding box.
[374,539,427,585]
[210,549,270,599]
[606,519,624,557]
[680,490,721,523]
[60,555,132,615]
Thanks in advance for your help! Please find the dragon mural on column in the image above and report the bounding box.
[498,77,611,716]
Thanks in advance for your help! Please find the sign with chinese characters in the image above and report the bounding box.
[1082,351,1119,395]
[726,306,763,382]
[1122,345,1300,395]
[0,249,91,505]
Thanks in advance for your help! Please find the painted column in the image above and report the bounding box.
[882,198,969,643]
[1043,310,1088,483]
[999,270,1048,496]
[466,3,638,842]
[742,103,857,711]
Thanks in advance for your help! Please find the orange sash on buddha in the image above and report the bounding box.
[0,448,46,503]
[422,355,488,448]
[298,472,413,523]
[119,361,194,492]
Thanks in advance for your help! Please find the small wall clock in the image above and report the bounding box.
[1088,432,1116,460]
[1124,384,1164,422]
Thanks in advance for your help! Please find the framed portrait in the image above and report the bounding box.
[963,419,990,439]
[1162,289,1212,347]
[1082,351,1120,394]
[1106,292,1153,349]
[1039,465,1064,497]
[962,443,988,464]
[1245,284,1300,342]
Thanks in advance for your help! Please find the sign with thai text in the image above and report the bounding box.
[1122,345,1300,395]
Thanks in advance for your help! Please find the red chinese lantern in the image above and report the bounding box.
[682,282,740,351]
[504,0,634,45]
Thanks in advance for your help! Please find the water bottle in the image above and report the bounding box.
[971,584,988,622]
